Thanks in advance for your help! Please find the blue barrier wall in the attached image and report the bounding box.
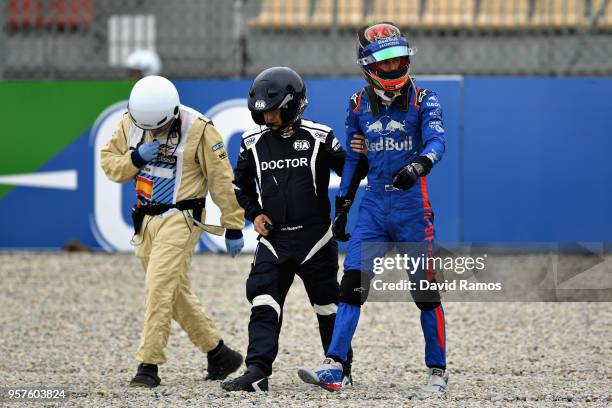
[462,77,612,242]
[0,76,610,250]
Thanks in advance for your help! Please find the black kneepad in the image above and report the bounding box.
[414,300,441,311]
[339,270,370,306]
[412,288,441,311]
[412,278,442,310]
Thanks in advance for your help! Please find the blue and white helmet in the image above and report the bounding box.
[356,22,416,91]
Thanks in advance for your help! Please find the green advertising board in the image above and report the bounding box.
[0,81,134,198]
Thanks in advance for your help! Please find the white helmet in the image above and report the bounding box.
[125,49,162,77]
[128,75,180,130]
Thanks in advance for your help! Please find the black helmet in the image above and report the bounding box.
[248,67,308,127]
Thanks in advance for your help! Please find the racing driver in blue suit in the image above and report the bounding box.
[298,22,448,393]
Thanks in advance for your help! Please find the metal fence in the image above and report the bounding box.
[1,0,611,79]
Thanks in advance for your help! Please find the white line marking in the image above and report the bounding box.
[0,170,78,190]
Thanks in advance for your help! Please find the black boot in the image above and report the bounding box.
[205,341,244,380]
[344,348,354,385]
[220,365,268,392]
[129,363,161,388]
[342,362,353,386]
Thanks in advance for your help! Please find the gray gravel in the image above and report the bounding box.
[0,252,610,407]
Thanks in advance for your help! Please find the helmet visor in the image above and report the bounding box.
[363,46,412,66]
[369,56,410,73]
[357,40,416,66]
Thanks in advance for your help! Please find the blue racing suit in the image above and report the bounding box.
[327,83,447,369]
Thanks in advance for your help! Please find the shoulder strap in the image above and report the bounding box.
[363,85,380,116]
[413,87,430,110]
[200,115,214,126]
[350,90,363,113]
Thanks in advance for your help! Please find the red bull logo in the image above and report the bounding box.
[366,136,412,152]
[365,117,407,135]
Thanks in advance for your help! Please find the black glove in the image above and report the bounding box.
[392,156,433,190]
[332,196,352,242]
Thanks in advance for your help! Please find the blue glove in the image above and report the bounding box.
[225,229,244,258]
[139,140,160,162]
[132,140,160,167]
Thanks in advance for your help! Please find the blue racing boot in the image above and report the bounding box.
[297,358,351,392]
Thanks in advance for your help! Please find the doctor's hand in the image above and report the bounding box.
[254,214,273,237]
[350,134,367,155]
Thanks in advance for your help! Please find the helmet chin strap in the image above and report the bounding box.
[265,102,300,137]
[147,116,182,157]
[266,124,295,138]
[149,116,174,134]
[372,65,412,105]
[374,88,400,105]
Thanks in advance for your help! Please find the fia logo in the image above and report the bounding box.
[254,100,266,110]
[293,139,310,151]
